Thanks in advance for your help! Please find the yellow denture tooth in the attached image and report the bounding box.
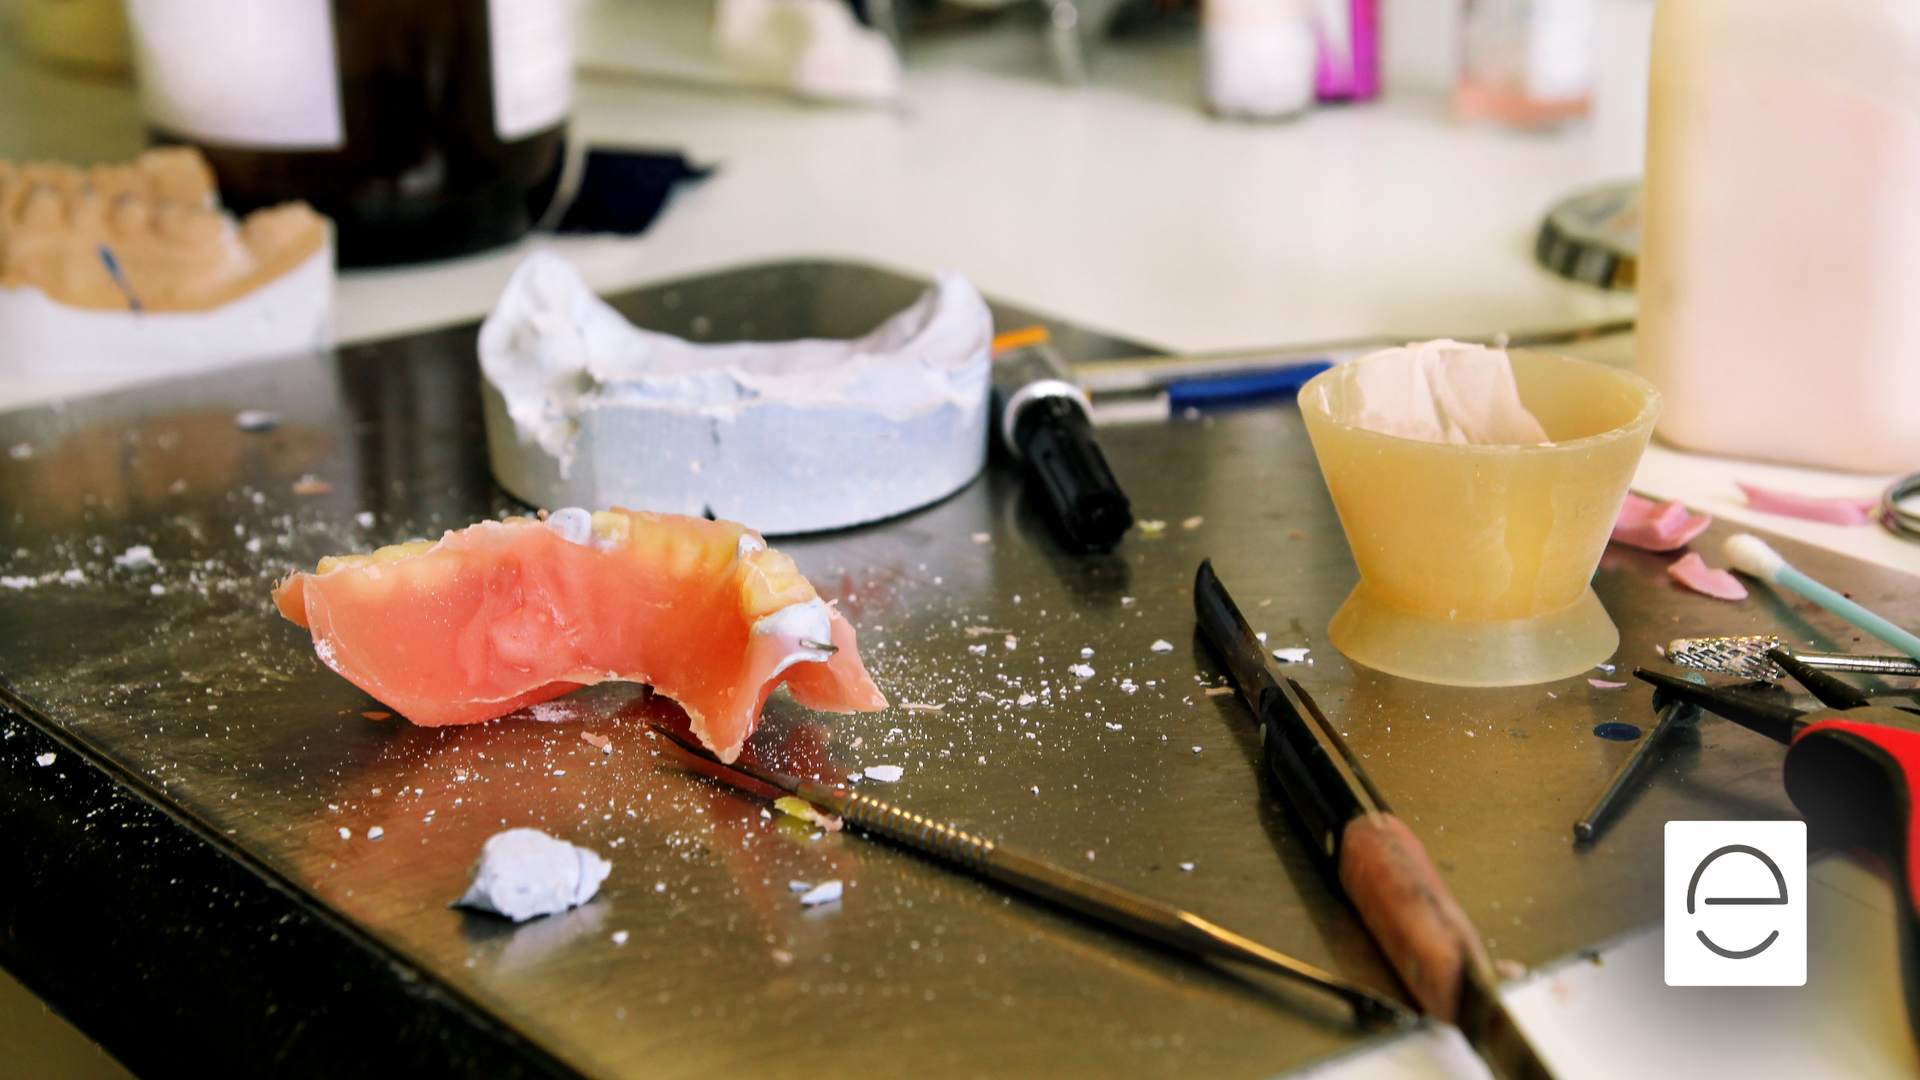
[590,511,630,546]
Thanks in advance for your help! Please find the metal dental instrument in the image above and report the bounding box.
[1193,560,1557,1080]
[1665,636,1920,681]
[647,724,1411,1029]
[1573,694,1701,842]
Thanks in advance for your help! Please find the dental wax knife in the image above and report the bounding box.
[1632,667,1920,1045]
[649,724,1408,1029]
[1194,560,1556,1080]
[991,338,1133,552]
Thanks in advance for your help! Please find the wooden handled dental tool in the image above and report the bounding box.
[1194,559,1556,1080]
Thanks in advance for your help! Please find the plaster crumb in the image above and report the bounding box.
[356,511,375,528]
[368,826,385,840]
[1138,519,1166,534]
[771,949,794,965]
[1016,694,1035,706]
[1080,647,1094,658]
[149,584,165,596]
[789,881,812,892]
[1179,862,1195,871]
[454,828,612,922]
[901,702,944,713]
[1272,648,1311,663]
[1121,596,1136,606]
[339,827,351,840]
[1069,664,1095,678]
[1204,687,1234,696]
[1,577,33,589]
[969,644,988,655]
[799,880,843,907]
[1192,746,1203,754]
[114,545,156,570]
[863,765,905,782]
[34,752,54,766]
[1182,516,1203,530]
[235,409,281,432]
[1151,639,1174,652]
[612,931,629,945]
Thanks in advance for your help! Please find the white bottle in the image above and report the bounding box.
[1638,0,1920,473]
[1203,0,1317,119]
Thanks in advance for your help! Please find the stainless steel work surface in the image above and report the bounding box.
[2,261,1912,1079]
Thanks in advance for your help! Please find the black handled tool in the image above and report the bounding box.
[991,339,1132,552]
[1195,559,1556,1080]
[649,724,1409,1028]
[1633,667,1920,1045]
[1573,694,1701,842]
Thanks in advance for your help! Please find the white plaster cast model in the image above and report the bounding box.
[478,250,994,535]
[456,828,612,922]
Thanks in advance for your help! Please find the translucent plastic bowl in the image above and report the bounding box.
[1299,350,1661,687]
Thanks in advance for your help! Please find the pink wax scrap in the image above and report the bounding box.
[1667,552,1749,601]
[1588,679,1627,689]
[1611,493,1712,551]
[1736,483,1878,527]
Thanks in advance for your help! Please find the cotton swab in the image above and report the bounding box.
[1723,533,1920,660]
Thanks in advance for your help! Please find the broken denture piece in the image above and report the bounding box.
[273,507,886,761]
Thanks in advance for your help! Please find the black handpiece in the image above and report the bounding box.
[991,342,1132,552]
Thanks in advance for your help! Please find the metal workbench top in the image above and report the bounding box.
[0,261,1902,1079]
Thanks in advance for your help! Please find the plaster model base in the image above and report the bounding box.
[478,251,994,535]
[0,238,334,386]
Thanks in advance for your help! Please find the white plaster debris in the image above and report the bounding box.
[1272,647,1311,663]
[1179,862,1195,871]
[455,828,612,922]
[355,511,375,528]
[799,880,844,907]
[612,931,630,946]
[789,880,812,892]
[1319,339,1551,446]
[235,409,281,432]
[1182,516,1203,530]
[1256,632,1268,643]
[113,545,156,570]
[1016,693,1036,706]
[969,644,988,656]
[338,827,351,840]
[1080,647,1095,658]
[59,570,82,584]
[1,576,32,589]
[33,752,54,766]
[149,584,165,596]
[8,443,30,460]
[1069,664,1095,679]
[863,765,904,783]
[478,251,994,534]
[368,826,385,840]
[1150,639,1174,653]
[1192,746,1203,754]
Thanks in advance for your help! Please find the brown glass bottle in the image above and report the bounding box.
[151,0,566,267]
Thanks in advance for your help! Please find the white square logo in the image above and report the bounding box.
[1665,820,1806,986]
